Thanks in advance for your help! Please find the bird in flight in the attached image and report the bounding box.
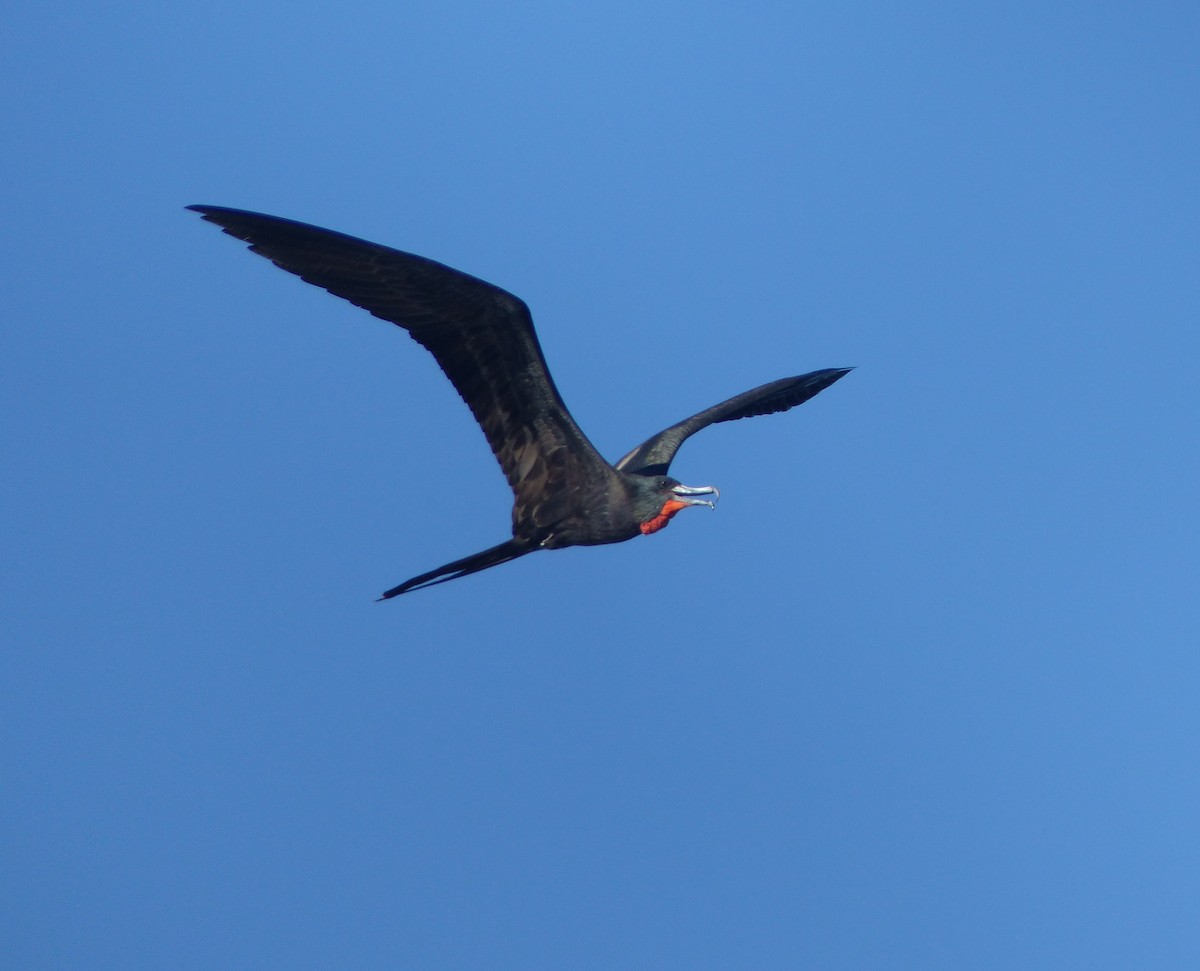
[188,206,851,599]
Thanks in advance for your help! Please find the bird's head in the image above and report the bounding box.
[627,474,720,536]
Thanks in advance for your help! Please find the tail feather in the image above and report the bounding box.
[377,539,535,600]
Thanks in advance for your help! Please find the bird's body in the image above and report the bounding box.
[188,206,851,598]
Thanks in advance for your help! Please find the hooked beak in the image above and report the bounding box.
[669,482,720,510]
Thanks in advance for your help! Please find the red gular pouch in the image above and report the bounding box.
[638,499,692,536]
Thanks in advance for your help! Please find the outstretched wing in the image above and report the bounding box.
[615,368,852,476]
[189,206,613,521]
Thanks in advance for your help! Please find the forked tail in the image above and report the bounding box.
[377,539,536,600]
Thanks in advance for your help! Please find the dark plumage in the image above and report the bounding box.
[188,205,851,598]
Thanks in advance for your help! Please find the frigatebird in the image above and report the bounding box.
[188,206,851,599]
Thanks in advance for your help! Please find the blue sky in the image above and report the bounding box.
[4,2,1199,967]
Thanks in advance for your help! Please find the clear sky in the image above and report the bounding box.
[5,2,1199,968]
